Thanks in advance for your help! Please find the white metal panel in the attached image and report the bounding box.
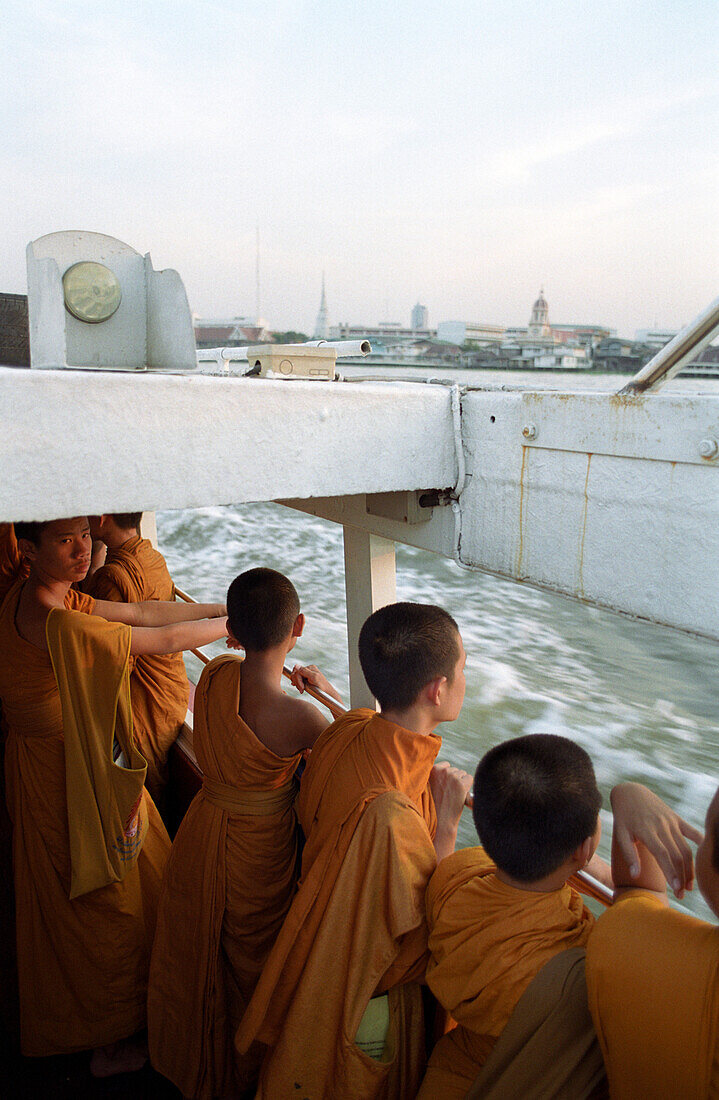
[0,369,457,521]
[457,389,719,639]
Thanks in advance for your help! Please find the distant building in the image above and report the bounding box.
[330,321,435,343]
[593,338,653,372]
[634,328,677,348]
[551,323,614,348]
[436,320,505,346]
[193,316,274,348]
[411,302,428,329]
[528,289,551,338]
[313,274,329,340]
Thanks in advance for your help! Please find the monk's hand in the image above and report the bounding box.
[430,761,473,862]
[289,664,343,705]
[610,782,703,898]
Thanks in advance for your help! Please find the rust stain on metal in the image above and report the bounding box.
[577,453,593,597]
[516,445,528,577]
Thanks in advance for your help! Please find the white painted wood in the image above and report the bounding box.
[139,511,158,548]
[0,369,456,520]
[343,527,397,708]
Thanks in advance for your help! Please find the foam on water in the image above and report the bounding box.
[158,495,718,920]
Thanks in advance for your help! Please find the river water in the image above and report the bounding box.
[158,368,718,919]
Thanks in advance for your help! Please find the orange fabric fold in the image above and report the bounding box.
[85,535,189,799]
[586,890,719,1099]
[148,654,303,1100]
[0,581,170,1056]
[419,846,594,1099]
[0,523,28,604]
[237,708,440,1100]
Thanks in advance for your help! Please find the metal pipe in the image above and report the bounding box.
[618,294,719,395]
[195,339,372,373]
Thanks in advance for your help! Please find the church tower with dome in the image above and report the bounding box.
[528,288,551,338]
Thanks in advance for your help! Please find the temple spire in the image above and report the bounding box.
[313,273,329,339]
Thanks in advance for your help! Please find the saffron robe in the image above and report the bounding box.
[236,709,440,1100]
[85,534,189,800]
[418,846,595,1100]
[586,890,719,1099]
[148,654,303,1099]
[0,581,170,1056]
[0,523,27,604]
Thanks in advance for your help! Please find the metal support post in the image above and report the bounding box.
[342,526,397,709]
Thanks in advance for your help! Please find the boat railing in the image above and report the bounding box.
[174,586,613,906]
[618,293,719,395]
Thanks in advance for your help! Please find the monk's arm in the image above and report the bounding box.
[430,761,473,862]
[129,616,228,656]
[93,598,226,626]
[610,782,703,898]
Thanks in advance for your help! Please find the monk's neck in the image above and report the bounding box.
[379,705,438,737]
[23,571,72,610]
[495,865,573,894]
[103,530,139,550]
[240,647,289,693]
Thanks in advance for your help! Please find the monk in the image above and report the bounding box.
[586,782,716,1099]
[0,516,227,1076]
[148,567,341,1099]
[236,601,473,1099]
[418,735,699,1100]
[84,512,190,804]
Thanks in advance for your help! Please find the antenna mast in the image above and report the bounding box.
[255,225,261,322]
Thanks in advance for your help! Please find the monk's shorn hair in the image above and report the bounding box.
[473,734,602,883]
[110,513,143,533]
[227,568,300,652]
[358,602,460,711]
[13,521,53,545]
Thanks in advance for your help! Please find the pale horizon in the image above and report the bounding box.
[3,0,718,340]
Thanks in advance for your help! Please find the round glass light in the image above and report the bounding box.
[62,261,122,324]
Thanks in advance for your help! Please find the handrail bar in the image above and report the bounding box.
[618,294,719,395]
[174,587,611,904]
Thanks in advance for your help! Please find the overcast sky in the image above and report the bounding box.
[3,0,718,336]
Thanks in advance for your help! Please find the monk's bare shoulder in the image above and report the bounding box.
[281,693,329,750]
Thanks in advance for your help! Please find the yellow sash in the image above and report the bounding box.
[201,773,297,816]
[46,608,148,899]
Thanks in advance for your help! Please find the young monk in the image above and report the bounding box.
[236,601,473,1100]
[0,516,227,1076]
[148,567,341,1099]
[586,782,716,1099]
[418,734,699,1100]
[84,512,190,804]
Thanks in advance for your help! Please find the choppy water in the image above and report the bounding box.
[158,368,719,920]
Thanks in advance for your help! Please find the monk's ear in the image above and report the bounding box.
[292,613,305,639]
[16,537,37,562]
[425,676,447,708]
[574,835,595,868]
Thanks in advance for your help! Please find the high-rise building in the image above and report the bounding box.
[411,302,428,330]
[313,274,329,340]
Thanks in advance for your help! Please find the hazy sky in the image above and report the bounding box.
[3,0,718,336]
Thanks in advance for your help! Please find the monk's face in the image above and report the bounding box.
[442,634,467,722]
[26,517,92,584]
[696,788,719,920]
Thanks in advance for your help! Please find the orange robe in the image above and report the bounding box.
[236,708,440,1100]
[586,890,719,1099]
[418,846,595,1100]
[0,523,27,604]
[148,654,303,1099]
[85,534,189,799]
[0,580,170,1056]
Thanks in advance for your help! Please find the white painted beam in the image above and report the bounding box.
[0,369,457,522]
[343,528,397,708]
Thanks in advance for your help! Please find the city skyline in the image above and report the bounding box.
[2,1,718,338]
